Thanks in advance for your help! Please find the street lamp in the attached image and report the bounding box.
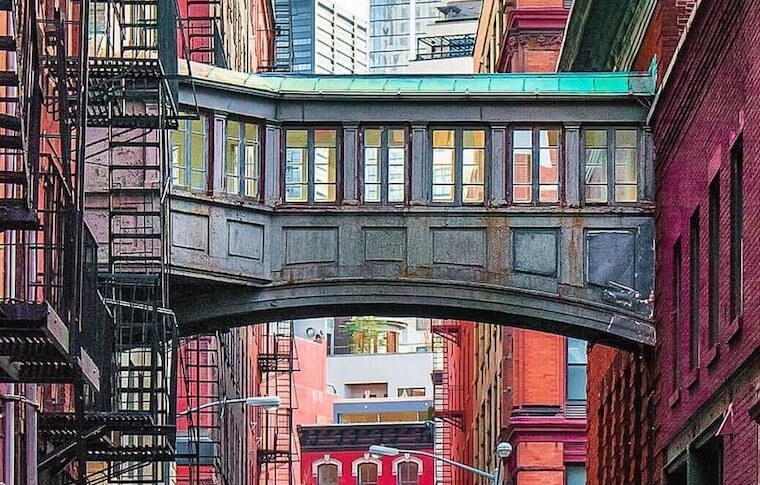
[369,442,512,484]
[178,396,281,416]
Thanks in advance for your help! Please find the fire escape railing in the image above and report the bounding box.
[415,33,475,61]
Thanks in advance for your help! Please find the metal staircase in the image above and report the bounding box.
[258,321,298,485]
[182,0,226,67]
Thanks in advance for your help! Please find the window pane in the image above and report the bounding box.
[567,365,587,401]
[365,184,380,202]
[388,184,404,203]
[358,463,378,485]
[286,129,308,147]
[244,145,259,198]
[314,146,337,202]
[318,464,339,485]
[399,462,419,485]
[585,143,607,203]
[463,147,484,204]
[567,338,587,363]
[171,129,186,187]
[432,146,455,202]
[513,129,532,148]
[615,129,637,148]
[389,129,405,146]
[315,129,337,147]
[285,147,307,202]
[585,129,607,148]
[365,129,382,147]
[615,185,637,202]
[566,465,586,485]
[463,130,485,148]
[225,139,239,194]
[433,130,455,148]
[244,123,258,142]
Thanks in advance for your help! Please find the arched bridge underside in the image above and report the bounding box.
[162,63,657,350]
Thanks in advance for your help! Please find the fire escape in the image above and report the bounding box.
[432,320,465,485]
[177,334,222,485]
[257,321,298,485]
[182,0,226,66]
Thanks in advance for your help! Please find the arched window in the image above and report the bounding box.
[397,461,419,485]
[358,462,379,485]
[317,463,339,485]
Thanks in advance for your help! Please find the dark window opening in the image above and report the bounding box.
[673,240,682,387]
[708,175,720,345]
[689,209,700,369]
[730,135,743,321]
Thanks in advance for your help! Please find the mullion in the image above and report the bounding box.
[381,128,389,205]
[532,128,540,204]
[455,129,462,205]
[607,127,615,204]
[308,130,315,204]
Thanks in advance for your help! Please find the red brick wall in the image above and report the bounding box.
[588,0,760,483]
[512,330,563,407]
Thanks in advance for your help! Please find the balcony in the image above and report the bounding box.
[415,34,475,61]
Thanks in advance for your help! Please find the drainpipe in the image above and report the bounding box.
[4,383,15,485]
[24,384,37,485]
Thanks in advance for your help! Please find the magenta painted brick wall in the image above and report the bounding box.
[651,0,760,482]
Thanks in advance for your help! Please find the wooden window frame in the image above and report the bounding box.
[509,125,564,205]
[581,127,639,205]
[429,126,488,206]
[224,117,264,201]
[359,125,410,205]
[282,126,343,205]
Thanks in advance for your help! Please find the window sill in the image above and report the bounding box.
[668,388,681,409]
[704,344,720,369]
[684,368,699,391]
[727,315,742,343]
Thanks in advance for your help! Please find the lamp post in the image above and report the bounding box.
[177,395,281,416]
[369,442,512,484]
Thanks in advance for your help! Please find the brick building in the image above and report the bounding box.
[298,422,435,485]
[473,0,569,73]
[560,0,760,483]
[462,3,588,484]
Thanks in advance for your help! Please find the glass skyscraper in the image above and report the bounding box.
[369,0,440,73]
[291,0,369,74]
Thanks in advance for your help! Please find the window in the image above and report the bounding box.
[708,175,719,345]
[397,462,419,485]
[511,128,560,203]
[225,120,261,198]
[363,127,407,203]
[673,240,682,388]
[730,135,743,321]
[284,128,339,203]
[583,128,638,204]
[566,338,587,403]
[566,465,586,485]
[172,113,208,190]
[317,464,339,485]
[689,209,700,369]
[397,387,426,397]
[358,463,378,485]
[431,129,485,204]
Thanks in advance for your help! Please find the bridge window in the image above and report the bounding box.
[583,128,638,204]
[225,120,260,198]
[362,127,407,203]
[431,128,486,204]
[171,113,208,191]
[511,127,561,204]
[284,128,339,203]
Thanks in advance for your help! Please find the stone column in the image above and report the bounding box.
[564,124,581,207]
[342,124,359,204]
[410,123,429,205]
[490,125,507,206]
[211,112,226,196]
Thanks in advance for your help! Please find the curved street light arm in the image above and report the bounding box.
[396,448,496,482]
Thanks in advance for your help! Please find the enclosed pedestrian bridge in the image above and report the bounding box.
[167,62,656,350]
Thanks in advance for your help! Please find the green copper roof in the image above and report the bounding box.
[181,61,655,99]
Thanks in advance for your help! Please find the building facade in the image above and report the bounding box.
[369,0,441,73]
[291,0,369,73]
[404,0,481,74]
[299,422,435,485]
[560,0,760,484]
[473,0,569,73]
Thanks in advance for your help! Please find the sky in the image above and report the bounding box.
[334,0,369,20]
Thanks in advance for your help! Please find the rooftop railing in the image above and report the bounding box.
[415,34,475,61]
